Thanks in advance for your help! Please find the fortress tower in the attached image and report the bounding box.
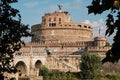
[10,6,111,80]
[31,9,93,42]
[94,37,106,47]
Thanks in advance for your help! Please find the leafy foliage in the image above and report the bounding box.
[80,52,102,79]
[105,73,120,80]
[39,66,50,80]
[0,0,31,78]
[88,0,120,63]
[39,67,79,80]
[105,42,111,46]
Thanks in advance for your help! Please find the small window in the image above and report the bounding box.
[52,23,56,26]
[49,23,52,26]
[84,26,87,28]
[54,18,56,21]
[49,18,51,21]
[49,23,56,27]
[88,26,91,29]
[78,25,81,27]
[59,18,61,21]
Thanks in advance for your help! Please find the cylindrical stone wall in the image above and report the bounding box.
[31,11,93,42]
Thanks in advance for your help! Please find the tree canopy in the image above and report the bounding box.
[80,52,102,79]
[88,0,120,63]
[0,0,31,79]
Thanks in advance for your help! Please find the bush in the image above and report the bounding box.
[39,66,50,80]
[105,73,120,80]
[39,67,79,80]
[80,52,102,79]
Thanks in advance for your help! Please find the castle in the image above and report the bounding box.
[7,6,111,80]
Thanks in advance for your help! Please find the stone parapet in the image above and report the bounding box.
[87,46,111,52]
[23,41,93,47]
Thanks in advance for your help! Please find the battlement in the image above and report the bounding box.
[87,46,111,52]
[23,41,93,47]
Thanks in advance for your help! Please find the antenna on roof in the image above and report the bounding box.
[58,4,63,12]
[99,27,101,36]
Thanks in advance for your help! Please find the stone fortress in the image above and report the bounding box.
[10,5,111,80]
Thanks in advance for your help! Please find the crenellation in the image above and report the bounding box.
[87,46,111,52]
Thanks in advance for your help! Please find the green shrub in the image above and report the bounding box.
[80,52,102,79]
[105,73,120,80]
[39,67,79,80]
[39,66,50,80]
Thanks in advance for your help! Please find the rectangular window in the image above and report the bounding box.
[54,18,56,21]
[49,23,52,26]
[59,18,61,21]
[49,23,56,27]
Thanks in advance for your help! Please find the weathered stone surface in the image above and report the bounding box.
[8,9,111,80]
[31,11,93,42]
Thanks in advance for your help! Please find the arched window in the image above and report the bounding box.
[15,61,27,75]
[35,60,42,69]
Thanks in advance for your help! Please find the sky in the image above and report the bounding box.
[12,0,114,43]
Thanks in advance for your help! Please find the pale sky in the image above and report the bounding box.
[12,0,113,43]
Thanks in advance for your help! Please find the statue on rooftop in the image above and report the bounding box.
[58,5,63,12]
